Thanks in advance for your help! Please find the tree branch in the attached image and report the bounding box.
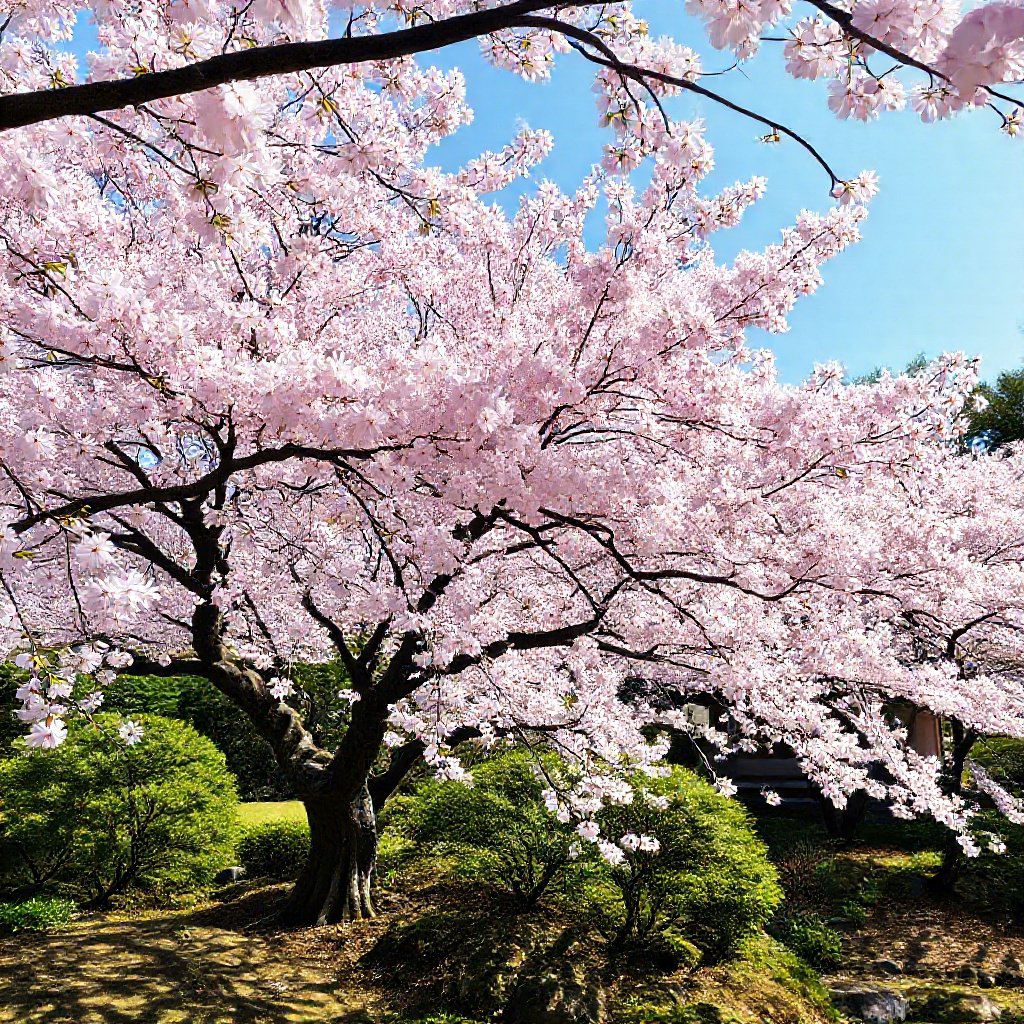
[0,0,579,132]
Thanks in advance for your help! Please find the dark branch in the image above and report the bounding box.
[0,0,575,132]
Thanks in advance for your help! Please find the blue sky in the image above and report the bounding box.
[70,10,1024,384]
[425,29,1024,385]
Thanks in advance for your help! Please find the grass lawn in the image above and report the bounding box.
[237,800,306,827]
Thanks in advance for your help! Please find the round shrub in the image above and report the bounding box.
[237,820,310,880]
[100,665,356,800]
[0,896,77,935]
[102,672,290,801]
[383,747,584,907]
[0,714,238,906]
[590,767,783,964]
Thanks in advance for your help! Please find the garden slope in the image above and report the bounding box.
[0,880,832,1024]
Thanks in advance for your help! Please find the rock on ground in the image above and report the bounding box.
[828,982,908,1024]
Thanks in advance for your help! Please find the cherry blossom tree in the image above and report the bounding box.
[1,0,1024,927]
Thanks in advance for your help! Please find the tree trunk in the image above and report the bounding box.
[820,787,869,843]
[930,720,976,896]
[280,784,378,925]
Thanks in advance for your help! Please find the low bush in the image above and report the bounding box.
[955,810,1024,917]
[99,664,356,800]
[770,912,843,971]
[589,767,783,964]
[237,820,310,880]
[390,754,780,964]
[384,748,586,907]
[0,714,238,906]
[0,896,77,934]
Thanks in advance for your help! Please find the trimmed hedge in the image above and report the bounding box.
[237,820,310,880]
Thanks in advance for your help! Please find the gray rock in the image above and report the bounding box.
[903,875,928,898]
[874,960,904,976]
[214,865,246,885]
[959,966,981,982]
[827,917,856,931]
[828,983,908,1024]
[995,971,1024,988]
[979,972,997,989]
[503,959,605,1024]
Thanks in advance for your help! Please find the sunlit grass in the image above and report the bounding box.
[237,800,305,827]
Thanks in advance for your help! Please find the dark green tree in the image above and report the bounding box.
[964,367,1024,451]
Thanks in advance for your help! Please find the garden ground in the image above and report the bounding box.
[0,880,833,1024]
[6,801,1024,1024]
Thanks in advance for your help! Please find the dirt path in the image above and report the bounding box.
[0,889,383,1024]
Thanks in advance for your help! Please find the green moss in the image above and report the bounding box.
[730,935,836,1015]
[905,985,1010,1023]
[610,935,835,1024]
[617,1001,744,1024]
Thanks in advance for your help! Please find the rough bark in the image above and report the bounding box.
[280,785,379,925]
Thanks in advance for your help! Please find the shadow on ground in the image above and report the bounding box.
[0,887,380,1024]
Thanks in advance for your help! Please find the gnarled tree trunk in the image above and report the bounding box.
[280,784,379,925]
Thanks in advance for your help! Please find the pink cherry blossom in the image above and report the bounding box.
[0,0,1020,926]
[25,718,68,749]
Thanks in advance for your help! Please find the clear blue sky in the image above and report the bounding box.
[71,11,1024,384]
[426,25,1024,384]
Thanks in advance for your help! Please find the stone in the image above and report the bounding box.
[874,960,904,976]
[903,875,928,898]
[995,971,1024,988]
[828,983,908,1024]
[214,866,246,885]
[503,958,605,1024]
[827,917,856,931]
[907,987,1003,1022]
[963,994,1003,1021]
[959,966,981,982]
[978,972,997,989]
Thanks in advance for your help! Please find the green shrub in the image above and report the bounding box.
[953,809,1024,917]
[770,912,843,971]
[971,738,1024,789]
[103,673,290,800]
[589,767,783,964]
[0,896,77,934]
[0,714,238,906]
[384,748,586,907]
[237,820,310,880]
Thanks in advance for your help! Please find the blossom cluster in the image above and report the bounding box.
[0,0,1022,846]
